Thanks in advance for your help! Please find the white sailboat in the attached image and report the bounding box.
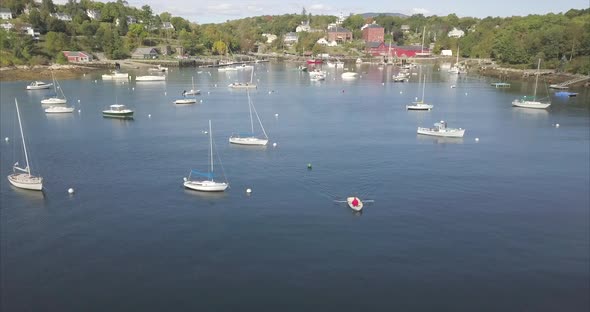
[229,91,269,146]
[406,74,433,111]
[184,120,229,192]
[512,59,551,109]
[41,72,67,104]
[184,76,201,95]
[8,99,43,191]
[174,76,198,104]
[448,45,464,74]
[229,68,257,89]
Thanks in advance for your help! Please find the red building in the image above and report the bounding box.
[62,51,93,62]
[362,23,384,43]
[327,26,352,43]
[365,42,429,58]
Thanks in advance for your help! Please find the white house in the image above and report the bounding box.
[161,22,174,30]
[448,27,465,38]
[441,49,453,56]
[296,20,311,32]
[19,24,40,40]
[86,9,100,20]
[0,8,13,19]
[262,33,277,44]
[52,13,72,22]
[400,25,410,33]
[315,38,338,47]
[284,32,298,44]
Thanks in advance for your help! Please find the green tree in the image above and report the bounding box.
[212,40,227,55]
[45,31,69,55]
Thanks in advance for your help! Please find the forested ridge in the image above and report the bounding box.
[0,0,588,73]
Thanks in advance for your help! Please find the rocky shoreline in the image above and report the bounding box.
[0,64,101,81]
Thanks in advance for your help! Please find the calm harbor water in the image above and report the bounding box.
[1,62,589,311]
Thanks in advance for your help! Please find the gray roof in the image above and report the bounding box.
[0,8,12,13]
[365,41,383,48]
[133,47,158,54]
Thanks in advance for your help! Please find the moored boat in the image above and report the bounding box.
[26,81,53,90]
[184,120,229,192]
[8,99,43,191]
[102,70,129,80]
[417,121,465,138]
[512,59,551,109]
[45,106,75,113]
[341,72,358,79]
[102,104,134,119]
[136,75,166,82]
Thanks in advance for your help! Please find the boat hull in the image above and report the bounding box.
[406,103,433,110]
[347,197,363,211]
[102,74,129,80]
[228,84,257,89]
[8,173,43,191]
[41,98,67,104]
[45,106,74,113]
[26,84,52,90]
[417,127,465,138]
[174,99,197,104]
[136,76,166,82]
[102,111,134,119]
[512,100,550,109]
[184,180,228,192]
[229,136,268,146]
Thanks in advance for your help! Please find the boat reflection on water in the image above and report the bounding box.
[183,188,228,200]
[9,185,47,204]
[417,135,464,145]
[512,107,549,119]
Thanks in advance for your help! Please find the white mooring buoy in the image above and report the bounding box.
[148,114,151,118]
[273,142,277,147]
[4,137,9,142]
[555,123,560,128]
[246,188,252,194]
[475,138,480,142]
[68,188,75,194]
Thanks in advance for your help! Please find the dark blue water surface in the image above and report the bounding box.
[1,62,589,311]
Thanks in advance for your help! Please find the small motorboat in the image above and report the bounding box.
[45,106,74,113]
[26,81,53,90]
[417,121,465,138]
[102,104,134,119]
[347,197,363,211]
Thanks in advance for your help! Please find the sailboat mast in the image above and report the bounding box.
[15,99,31,176]
[209,120,213,174]
[533,58,540,99]
[421,74,426,102]
[250,68,254,84]
[421,26,426,53]
[247,91,254,133]
[249,97,269,139]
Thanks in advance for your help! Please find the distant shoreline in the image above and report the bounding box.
[1,59,588,87]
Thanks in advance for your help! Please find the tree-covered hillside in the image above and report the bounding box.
[0,0,588,73]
